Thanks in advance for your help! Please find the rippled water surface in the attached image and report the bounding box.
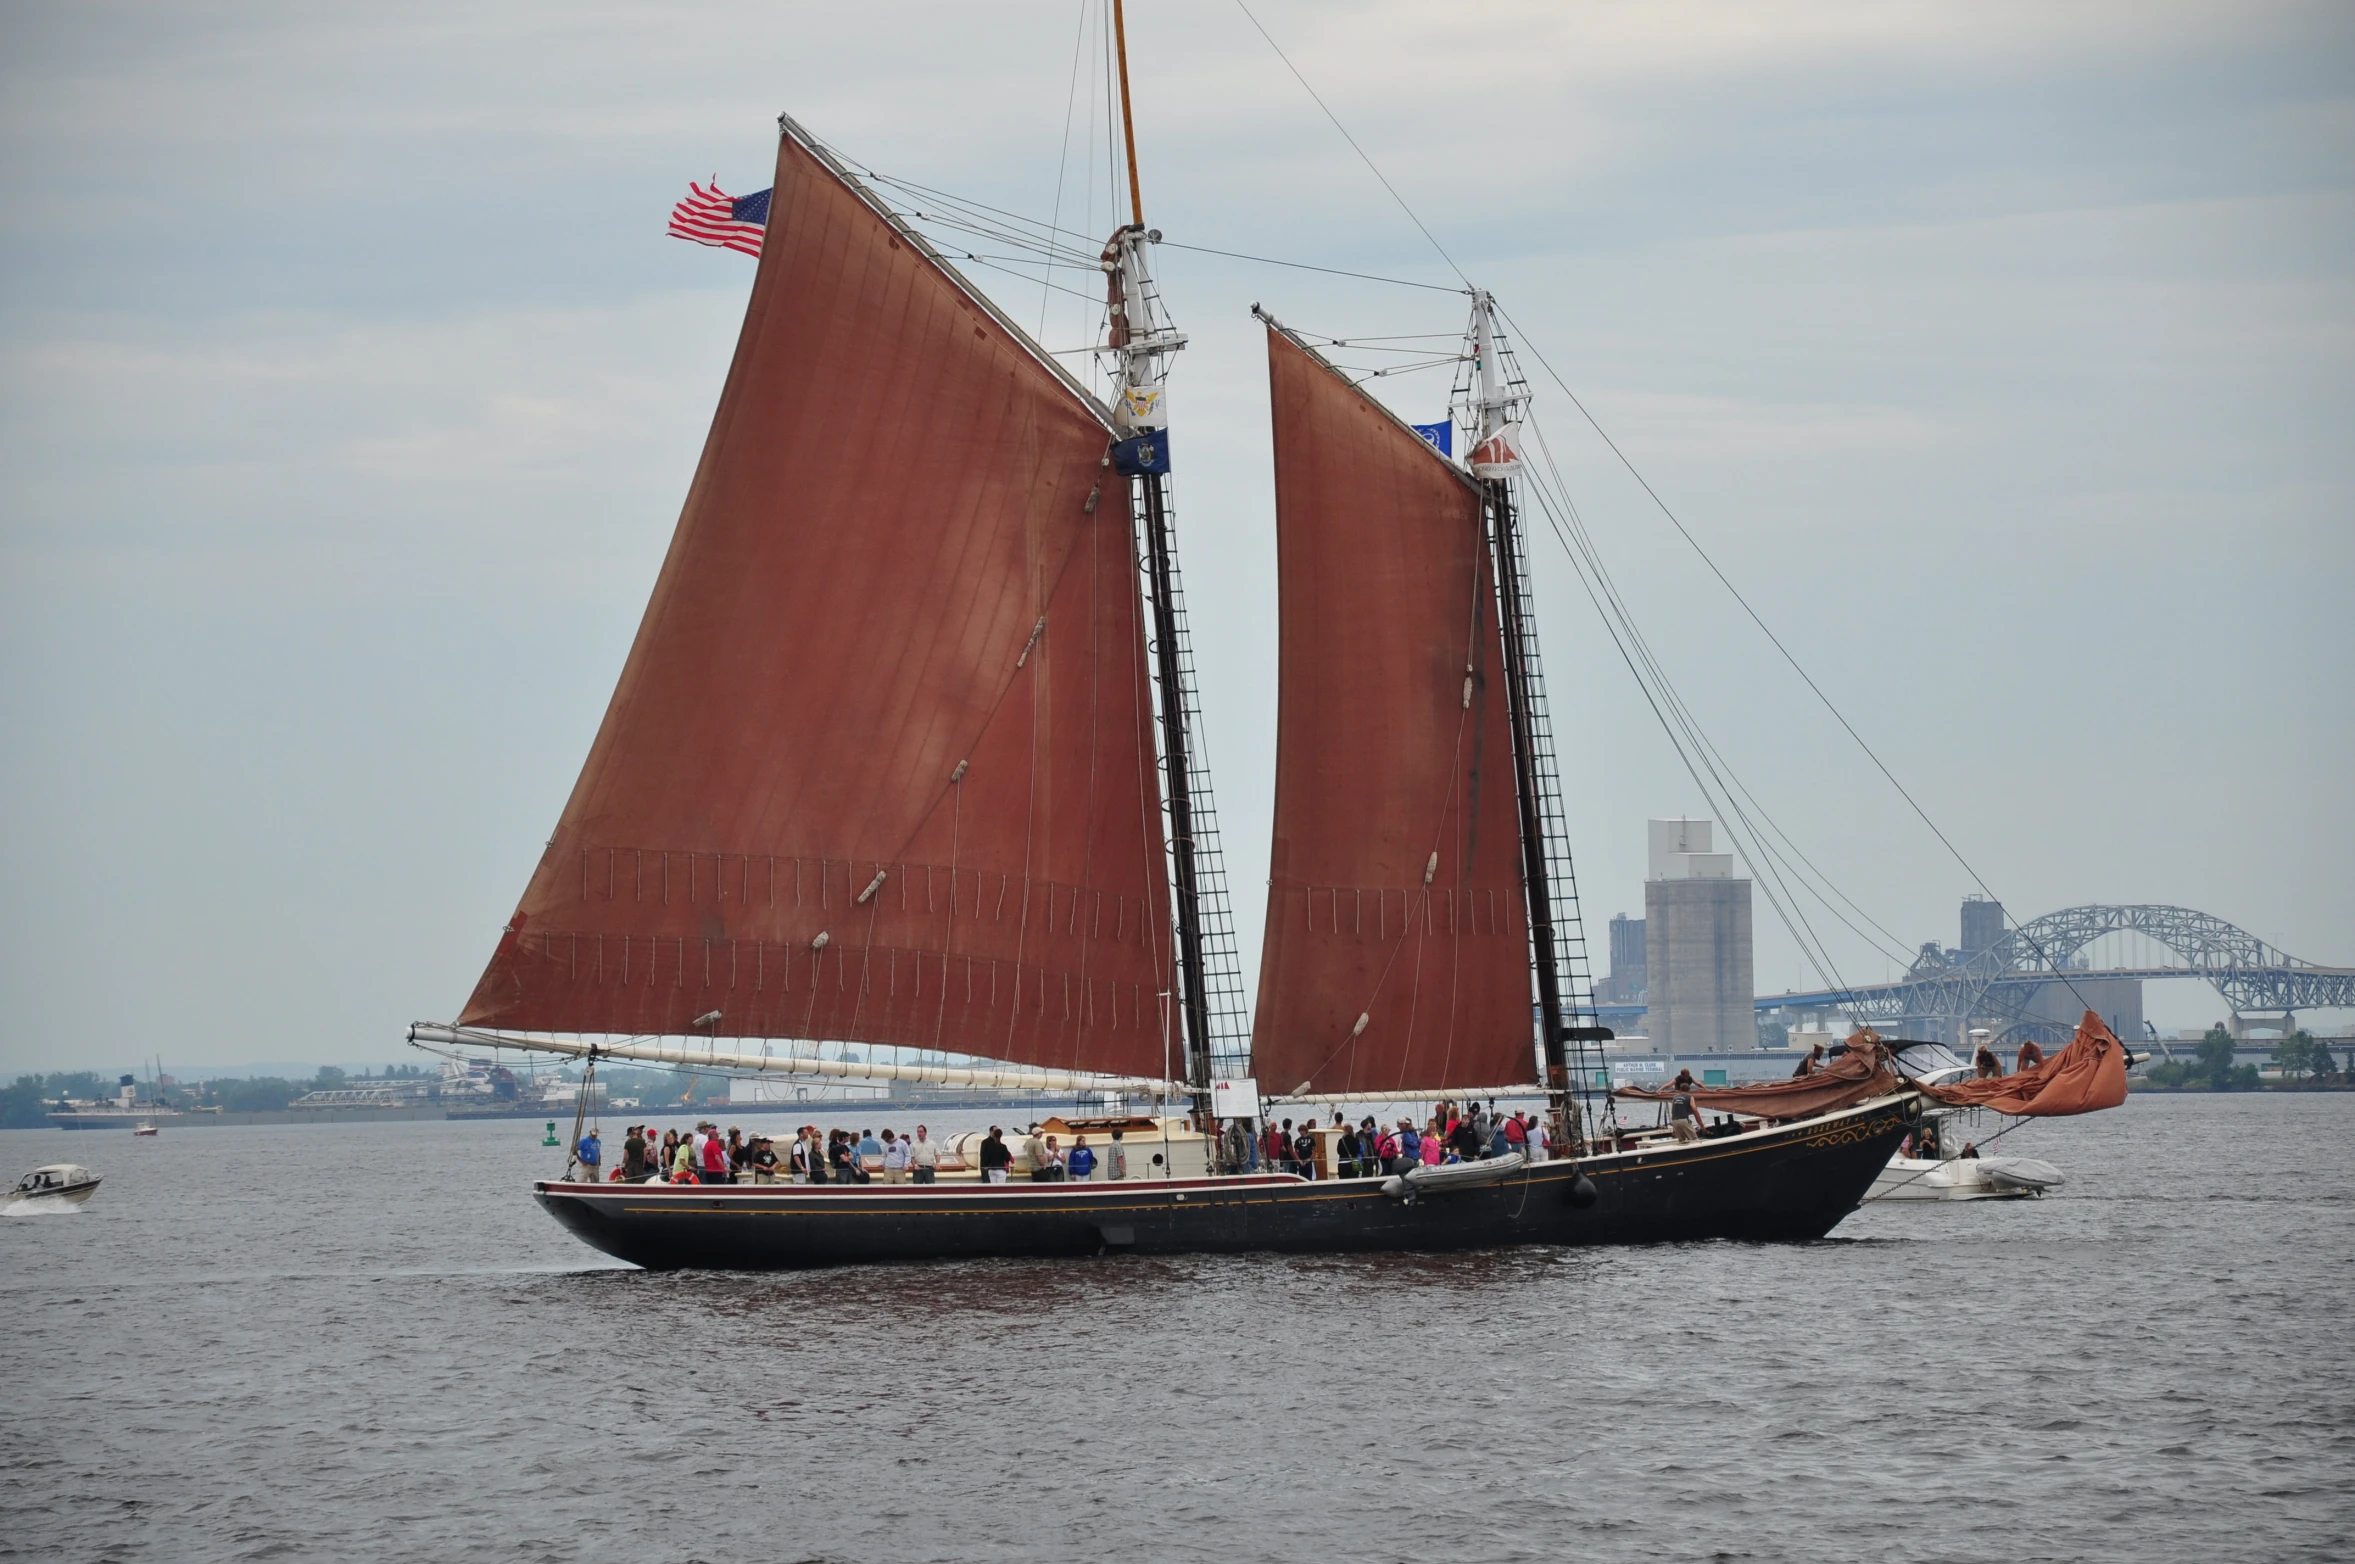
[3,1093,2349,1563]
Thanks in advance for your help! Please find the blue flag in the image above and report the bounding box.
[1112,429,1172,476]
[1411,420,1452,456]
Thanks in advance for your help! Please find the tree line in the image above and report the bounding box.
[2137,1024,2344,1091]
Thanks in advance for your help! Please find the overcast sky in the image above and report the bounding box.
[2,0,2348,1074]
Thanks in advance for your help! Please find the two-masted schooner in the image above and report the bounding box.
[411,27,1922,1268]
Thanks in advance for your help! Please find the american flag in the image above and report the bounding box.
[667,181,770,257]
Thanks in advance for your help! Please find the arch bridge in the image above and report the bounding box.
[1758,904,2355,1047]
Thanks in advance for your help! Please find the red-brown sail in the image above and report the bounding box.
[1247,328,1537,1095]
[1921,1010,2129,1116]
[457,129,1178,1080]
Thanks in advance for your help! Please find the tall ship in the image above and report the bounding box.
[411,12,1961,1267]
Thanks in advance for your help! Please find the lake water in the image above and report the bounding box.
[2,1092,2348,1563]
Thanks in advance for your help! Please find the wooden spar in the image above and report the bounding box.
[408,1023,1191,1098]
[1113,0,1145,226]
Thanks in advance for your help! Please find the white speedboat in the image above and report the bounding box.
[132,1121,159,1137]
[5,1164,103,1206]
[1865,1045,2066,1202]
[1867,1152,2064,1202]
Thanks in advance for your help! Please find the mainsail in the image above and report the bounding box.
[1247,325,1538,1096]
[457,126,1180,1082]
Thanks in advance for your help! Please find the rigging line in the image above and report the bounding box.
[1489,336,1895,979]
[958,255,1103,305]
[1298,340,1469,356]
[1492,301,2096,1015]
[903,209,1096,264]
[1522,419,1915,968]
[943,249,1103,275]
[1298,331,1463,343]
[1229,0,1472,290]
[854,166,1103,248]
[1042,0,1090,340]
[1525,477,1864,997]
[1348,359,1468,384]
[1519,471,1854,997]
[1159,239,1465,293]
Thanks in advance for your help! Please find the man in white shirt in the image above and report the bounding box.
[1528,1114,1550,1163]
[908,1125,940,1184]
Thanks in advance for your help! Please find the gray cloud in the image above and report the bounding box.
[2,0,2348,1070]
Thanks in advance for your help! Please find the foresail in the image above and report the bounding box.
[458,128,1177,1081]
[1247,327,1538,1096]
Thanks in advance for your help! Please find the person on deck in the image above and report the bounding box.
[750,1137,780,1184]
[701,1128,732,1185]
[575,1127,601,1183]
[979,1127,1011,1184]
[909,1125,939,1184]
[1671,1068,1699,1092]
[1335,1123,1362,1179]
[1104,1127,1129,1181]
[621,1126,647,1180]
[1974,1045,2002,1078]
[1419,1127,1444,1167]
[858,1128,883,1175]
[1067,1135,1096,1182]
[1528,1114,1551,1163]
[1959,1142,1981,1159]
[725,1127,746,1176]
[826,1129,856,1184]
[1037,1134,1066,1181]
[671,1132,698,1183]
[2016,1040,2046,1073]
[1793,1043,1826,1077]
[1668,1090,1701,1144]
[1021,1125,1047,1178]
[1396,1120,1420,1171]
[881,1129,909,1185]
[1292,1123,1318,1179]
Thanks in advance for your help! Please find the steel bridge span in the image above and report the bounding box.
[1753,904,2355,1046]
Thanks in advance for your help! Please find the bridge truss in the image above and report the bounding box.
[1763,904,2355,1045]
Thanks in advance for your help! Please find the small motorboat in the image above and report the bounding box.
[1382,1151,1526,1199]
[1868,1152,2064,1202]
[131,1121,159,1137]
[5,1164,103,1207]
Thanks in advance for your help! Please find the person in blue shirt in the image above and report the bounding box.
[1066,1135,1097,1182]
[575,1128,601,1183]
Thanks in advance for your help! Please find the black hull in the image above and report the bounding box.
[534,1097,1918,1270]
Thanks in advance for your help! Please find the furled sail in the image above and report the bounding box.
[1247,326,1538,1096]
[457,127,1178,1081]
[1921,1011,2129,1116]
[1619,1036,1900,1121]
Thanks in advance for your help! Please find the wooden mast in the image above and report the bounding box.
[1473,293,1578,1149]
[1111,1,1216,1127]
[1113,0,1146,229]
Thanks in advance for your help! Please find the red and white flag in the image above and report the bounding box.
[667,181,770,258]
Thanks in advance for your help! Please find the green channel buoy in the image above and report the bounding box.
[542,1120,560,1147]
